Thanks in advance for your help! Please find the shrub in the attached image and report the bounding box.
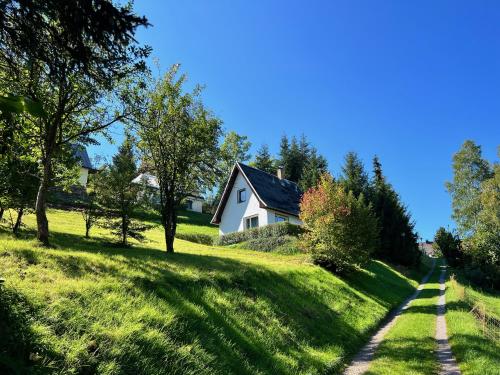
[300,174,379,273]
[242,235,296,252]
[175,233,214,246]
[216,222,302,246]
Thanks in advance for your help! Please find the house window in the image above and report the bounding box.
[237,188,246,203]
[275,214,288,223]
[186,199,193,210]
[245,215,259,229]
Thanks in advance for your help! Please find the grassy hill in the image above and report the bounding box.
[0,209,428,374]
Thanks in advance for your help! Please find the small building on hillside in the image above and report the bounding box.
[131,173,204,213]
[72,145,96,187]
[211,163,303,235]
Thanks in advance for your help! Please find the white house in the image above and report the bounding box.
[211,163,303,235]
[131,173,204,213]
[72,145,95,187]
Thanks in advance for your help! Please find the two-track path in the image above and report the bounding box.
[343,259,461,375]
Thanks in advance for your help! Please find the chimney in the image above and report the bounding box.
[277,166,284,180]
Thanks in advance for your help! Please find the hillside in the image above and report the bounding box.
[0,209,427,374]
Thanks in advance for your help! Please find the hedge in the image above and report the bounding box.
[215,222,302,246]
[175,233,215,246]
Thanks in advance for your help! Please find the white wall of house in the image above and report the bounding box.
[78,167,89,187]
[186,197,203,213]
[266,209,303,226]
[219,172,269,235]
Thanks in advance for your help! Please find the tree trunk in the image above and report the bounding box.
[13,207,24,235]
[162,199,177,253]
[0,206,4,220]
[121,214,128,246]
[36,159,51,246]
[85,221,90,238]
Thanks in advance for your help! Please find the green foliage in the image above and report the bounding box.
[0,93,46,117]
[95,136,147,246]
[463,161,500,288]
[446,140,492,237]
[0,208,425,374]
[219,131,251,177]
[298,148,328,191]
[131,64,223,252]
[251,144,276,174]
[434,227,463,267]
[339,151,369,198]
[175,232,215,246]
[369,156,421,267]
[240,235,300,253]
[300,174,379,273]
[216,222,303,246]
[0,0,150,245]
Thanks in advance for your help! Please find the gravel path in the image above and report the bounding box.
[343,259,436,375]
[436,266,461,375]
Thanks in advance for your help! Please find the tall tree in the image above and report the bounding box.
[298,148,328,191]
[251,144,276,174]
[339,152,369,198]
[96,135,147,246]
[132,65,222,253]
[369,156,420,267]
[0,0,150,245]
[446,140,492,237]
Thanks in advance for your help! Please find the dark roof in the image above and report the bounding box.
[72,145,94,170]
[211,163,302,224]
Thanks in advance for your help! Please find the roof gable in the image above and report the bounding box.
[72,145,94,170]
[211,163,302,224]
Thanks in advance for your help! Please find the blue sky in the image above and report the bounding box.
[90,1,500,240]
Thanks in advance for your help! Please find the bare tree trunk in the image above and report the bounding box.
[0,206,4,220]
[13,207,24,235]
[121,214,128,246]
[85,220,90,238]
[162,198,177,253]
[36,159,51,246]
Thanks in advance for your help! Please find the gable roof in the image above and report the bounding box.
[72,145,94,171]
[211,163,302,224]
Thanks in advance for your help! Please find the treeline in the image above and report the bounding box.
[435,141,499,289]
[300,152,421,273]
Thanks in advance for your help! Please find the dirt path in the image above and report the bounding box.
[343,259,436,375]
[436,266,461,375]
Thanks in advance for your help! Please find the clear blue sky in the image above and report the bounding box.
[90,0,500,240]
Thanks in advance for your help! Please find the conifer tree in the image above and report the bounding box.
[339,152,369,198]
[252,144,276,174]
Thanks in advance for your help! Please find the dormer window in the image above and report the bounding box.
[237,188,246,203]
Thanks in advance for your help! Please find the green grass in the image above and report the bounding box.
[445,273,500,375]
[1,209,426,374]
[366,261,441,375]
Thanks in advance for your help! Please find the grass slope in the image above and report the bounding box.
[445,273,500,375]
[1,209,424,374]
[366,261,440,375]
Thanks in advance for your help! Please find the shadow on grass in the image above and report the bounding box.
[0,286,63,374]
[2,228,428,374]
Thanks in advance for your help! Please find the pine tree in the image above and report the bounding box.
[369,156,420,267]
[299,148,328,191]
[252,144,276,174]
[339,152,369,198]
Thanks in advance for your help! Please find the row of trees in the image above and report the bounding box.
[300,152,421,273]
[438,141,499,288]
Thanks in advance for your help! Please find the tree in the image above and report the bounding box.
[339,152,369,198]
[252,144,276,174]
[298,148,328,191]
[0,0,150,246]
[96,136,145,246]
[300,174,379,273]
[132,65,222,253]
[446,140,492,237]
[214,131,251,203]
[434,227,462,267]
[369,156,421,267]
[465,157,500,288]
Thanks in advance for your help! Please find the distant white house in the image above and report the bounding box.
[131,173,204,213]
[72,145,96,187]
[211,163,303,235]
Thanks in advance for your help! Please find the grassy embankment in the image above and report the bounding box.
[1,208,427,374]
[445,271,500,375]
